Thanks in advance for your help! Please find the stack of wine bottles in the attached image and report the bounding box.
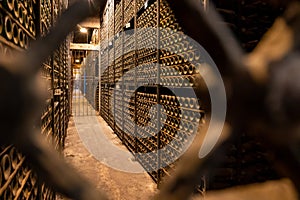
[40,0,71,198]
[202,0,283,190]
[100,6,110,122]
[124,0,135,25]
[213,0,284,52]
[0,0,35,50]
[114,4,124,136]
[0,0,71,199]
[99,0,205,187]
[135,90,159,180]
[0,146,39,199]
[99,0,282,191]
[115,1,123,34]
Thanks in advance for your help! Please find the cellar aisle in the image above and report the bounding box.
[56,116,157,200]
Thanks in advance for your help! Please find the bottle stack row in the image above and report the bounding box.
[206,0,282,190]
[99,0,205,189]
[0,0,71,199]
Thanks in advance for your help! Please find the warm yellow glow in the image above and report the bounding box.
[80,27,88,33]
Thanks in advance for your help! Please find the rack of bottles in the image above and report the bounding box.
[203,0,282,190]
[0,0,71,199]
[40,1,71,198]
[99,0,207,187]
[100,25,109,121]
[99,0,283,191]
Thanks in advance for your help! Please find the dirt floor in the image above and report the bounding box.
[56,117,157,200]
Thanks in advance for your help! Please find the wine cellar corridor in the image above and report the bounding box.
[0,0,299,199]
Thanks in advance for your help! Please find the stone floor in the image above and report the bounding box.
[56,116,157,200]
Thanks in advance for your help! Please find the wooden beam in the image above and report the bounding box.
[70,43,99,51]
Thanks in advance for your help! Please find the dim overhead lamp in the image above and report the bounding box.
[80,27,88,33]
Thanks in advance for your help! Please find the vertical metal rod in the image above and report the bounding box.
[79,61,81,117]
[79,66,81,116]
[58,2,64,150]
[83,64,84,116]
[107,12,109,122]
[108,10,110,124]
[121,0,125,141]
[88,60,90,116]
[76,71,77,117]
[73,70,78,116]
[156,0,161,187]
[134,0,138,157]
[86,33,89,116]
[113,0,116,130]
[83,66,86,116]
[73,51,75,117]
[95,54,97,116]
[50,0,56,150]
[73,53,76,116]
[72,79,74,117]
[99,27,102,117]
[59,45,62,150]
[91,60,93,116]
[93,53,96,116]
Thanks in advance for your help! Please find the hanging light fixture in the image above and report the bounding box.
[80,27,88,33]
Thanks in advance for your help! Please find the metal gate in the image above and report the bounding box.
[72,51,99,116]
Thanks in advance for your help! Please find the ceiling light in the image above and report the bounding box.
[80,27,88,33]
